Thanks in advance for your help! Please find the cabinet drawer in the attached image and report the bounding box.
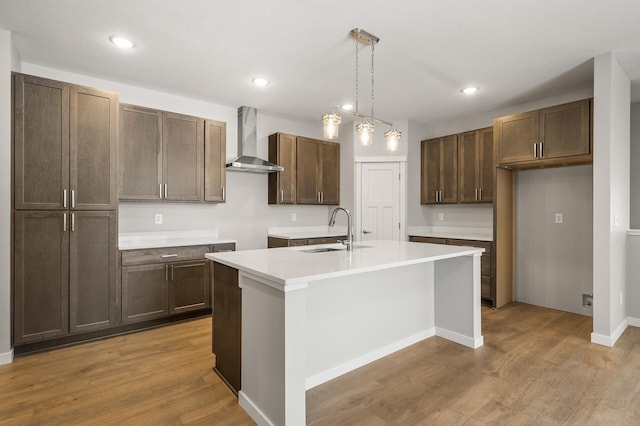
[212,243,236,253]
[408,236,447,245]
[307,236,346,245]
[121,245,211,266]
[446,239,492,254]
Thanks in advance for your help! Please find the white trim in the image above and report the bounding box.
[239,391,275,426]
[0,348,13,365]
[627,316,640,327]
[591,318,628,347]
[436,327,484,349]
[355,156,407,163]
[304,328,435,390]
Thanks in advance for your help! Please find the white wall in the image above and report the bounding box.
[515,165,593,316]
[630,103,640,228]
[21,63,338,250]
[592,52,630,346]
[0,30,15,364]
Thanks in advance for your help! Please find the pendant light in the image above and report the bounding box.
[322,28,401,151]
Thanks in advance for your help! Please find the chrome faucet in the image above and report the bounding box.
[329,207,353,251]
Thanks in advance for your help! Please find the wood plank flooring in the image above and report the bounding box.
[1,303,639,425]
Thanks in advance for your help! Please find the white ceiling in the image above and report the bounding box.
[2,0,640,126]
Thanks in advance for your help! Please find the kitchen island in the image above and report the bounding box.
[206,240,484,426]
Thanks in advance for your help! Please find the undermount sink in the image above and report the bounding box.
[300,245,371,253]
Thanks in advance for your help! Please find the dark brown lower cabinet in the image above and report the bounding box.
[169,261,209,314]
[212,261,241,395]
[13,210,117,345]
[121,264,169,323]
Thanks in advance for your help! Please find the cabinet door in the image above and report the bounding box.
[440,134,458,204]
[69,211,118,333]
[212,261,242,395]
[268,133,297,204]
[296,136,321,204]
[14,74,69,210]
[119,104,162,200]
[458,131,479,203]
[540,99,590,159]
[14,211,69,344]
[495,110,538,164]
[479,127,494,202]
[163,112,204,201]
[169,260,209,315]
[121,264,168,324]
[320,141,340,205]
[70,85,118,210]
[204,119,227,202]
[421,139,440,204]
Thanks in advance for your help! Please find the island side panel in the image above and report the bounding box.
[238,272,307,426]
[305,262,435,388]
[433,253,483,348]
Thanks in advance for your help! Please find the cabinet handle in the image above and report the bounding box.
[171,265,174,281]
[71,213,75,232]
[475,188,478,201]
[71,190,76,209]
[435,190,438,203]
[164,184,168,199]
[159,184,163,199]
[533,143,538,158]
[321,192,324,203]
[539,142,543,157]
[165,265,169,282]
[161,254,179,258]
[222,186,225,201]
[63,189,68,208]
[479,188,483,200]
[280,190,284,203]
[318,192,321,203]
[63,213,67,232]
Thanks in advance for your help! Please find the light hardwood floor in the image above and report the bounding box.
[1,303,639,425]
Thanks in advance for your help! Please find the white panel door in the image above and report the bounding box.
[361,162,400,241]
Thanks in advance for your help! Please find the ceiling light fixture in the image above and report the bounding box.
[109,36,134,49]
[461,86,479,95]
[252,77,269,87]
[322,28,401,151]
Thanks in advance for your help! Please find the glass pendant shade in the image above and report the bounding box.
[322,112,341,139]
[384,129,401,152]
[357,120,374,146]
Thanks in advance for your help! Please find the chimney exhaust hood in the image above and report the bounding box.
[226,106,284,173]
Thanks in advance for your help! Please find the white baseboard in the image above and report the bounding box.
[239,391,274,426]
[0,348,14,365]
[436,327,484,349]
[591,318,628,347]
[305,328,436,390]
[627,316,640,327]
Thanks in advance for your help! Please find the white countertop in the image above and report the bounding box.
[267,226,348,240]
[206,240,484,287]
[119,229,236,250]
[407,226,493,242]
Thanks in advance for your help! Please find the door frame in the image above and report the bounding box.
[355,156,407,242]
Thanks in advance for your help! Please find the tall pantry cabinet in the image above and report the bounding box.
[12,74,118,344]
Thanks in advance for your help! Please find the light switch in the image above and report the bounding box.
[555,213,563,224]
[438,213,444,221]
[291,213,297,222]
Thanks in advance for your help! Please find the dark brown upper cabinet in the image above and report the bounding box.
[296,136,340,205]
[204,119,227,202]
[421,134,458,204]
[119,104,224,203]
[268,133,297,204]
[458,127,494,203]
[495,99,592,168]
[14,73,117,211]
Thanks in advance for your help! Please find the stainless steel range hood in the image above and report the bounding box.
[226,106,284,173]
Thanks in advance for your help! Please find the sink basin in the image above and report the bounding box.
[300,245,371,253]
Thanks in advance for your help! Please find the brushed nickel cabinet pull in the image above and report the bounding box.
[159,184,162,199]
[63,213,67,232]
[164,184,168,199]
[280,190,284,203]
[161,254,179,258]
[533,143,537,158]
[435,190,438,203]
[71,213,75,232]
[71,190,76,208]
[63,189,68,208]
[539,142,543,157]
[171,265,174,281]
[165,265,169,281]
[479,188,483,200]
[475,188,478,201]
[222,186,225,201]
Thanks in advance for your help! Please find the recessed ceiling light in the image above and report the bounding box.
[341,104,353,111]
[252,78,269,87]
[461,86,479,95]
[110,36,134,49]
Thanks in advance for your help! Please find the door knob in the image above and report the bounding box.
[363,229,372,234]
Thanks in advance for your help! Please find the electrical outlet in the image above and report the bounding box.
[291,213,297,222]
[438,213,444,221]
[154,213,163,225]
[555,213,563,224]
[582,293,593,307]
